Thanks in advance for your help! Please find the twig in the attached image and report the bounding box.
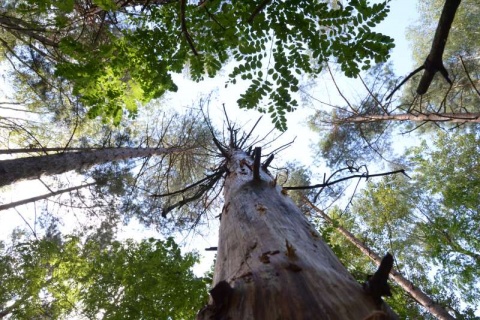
[204,6,226,30]
[213,137,229,158]
[386,65,425,100]
[327,63,356,113]
[180,0,198,55]
[161,172,222,217]
[238,116,262,149]
[151,169,225,198]
[459,56,480,97]
[285,169,409,190]
[247,0,272,23]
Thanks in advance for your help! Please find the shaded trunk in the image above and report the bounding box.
[416,0,461,95]
[0,147,191,188]
[0,182,96,211]
[305,199,455,320]
[198,150,398,320]
[339,112,480,123]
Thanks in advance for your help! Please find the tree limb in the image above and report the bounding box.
[180,0,198,56]
[247,0,272,24]
[416,0,461,95]
[284,169,409,191]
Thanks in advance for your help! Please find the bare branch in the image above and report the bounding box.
[459,56,480,97]
[285,169,409,191]
[386,65,425,100]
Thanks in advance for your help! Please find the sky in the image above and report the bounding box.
[0,0,422,275]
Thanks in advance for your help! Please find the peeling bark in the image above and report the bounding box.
[197,150,398,320]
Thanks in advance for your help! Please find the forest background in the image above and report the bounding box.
[0,0,479,319]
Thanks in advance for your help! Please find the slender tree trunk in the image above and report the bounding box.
[0,147,109,155]
[0,147,192,188]
[0,182,96,211]
[304,199,455,320]
[197,150,398,320]
[338,112,480,123]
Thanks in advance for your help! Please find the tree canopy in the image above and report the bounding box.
[1,0,479,318]
[1,0,394,129]
[0,235,208,319]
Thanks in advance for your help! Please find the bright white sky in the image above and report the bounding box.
[0,0,421,276]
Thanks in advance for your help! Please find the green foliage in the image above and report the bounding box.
[337,130,480,317]
[0,236,208,319]
[280,162,313,208]
[228,0,394,130]
[309,63,395,167]
[404,0,480,122]
[1,0,394,130]
[314,207,430,318]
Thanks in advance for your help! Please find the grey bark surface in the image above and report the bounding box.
[198,150,398,320]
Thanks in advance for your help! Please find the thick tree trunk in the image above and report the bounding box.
[305,199,455,320]
[0,182,96,211]
[198,150,398,320]
[0,147,191,188]
[340,112,480,123]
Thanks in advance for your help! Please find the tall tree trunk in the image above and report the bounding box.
[0,182,96,211]
[0,147,191,188]
[197,150,398,320]
[338,112,480,124]
[304,199,455,320]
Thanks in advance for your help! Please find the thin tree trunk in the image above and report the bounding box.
[304,198,455,320]
[338,112,480,123]
[197,150,398,320]
[0,147,108,155]
[0,147,192,188]
[0,182,96,211]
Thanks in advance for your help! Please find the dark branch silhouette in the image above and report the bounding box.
[416,0,461,95]
[247,0,272,23]
[363,253,394,308]
[253,147,261,181]
[284,169,409,191]
[180,0,198,56]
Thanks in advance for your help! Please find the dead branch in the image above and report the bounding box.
[386,65,424,100]
[285,169,409,191]
[459,56,480,97]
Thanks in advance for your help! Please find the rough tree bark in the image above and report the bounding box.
[304,199,455,320]
[0,147,192,188]
[197,149,398,320]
